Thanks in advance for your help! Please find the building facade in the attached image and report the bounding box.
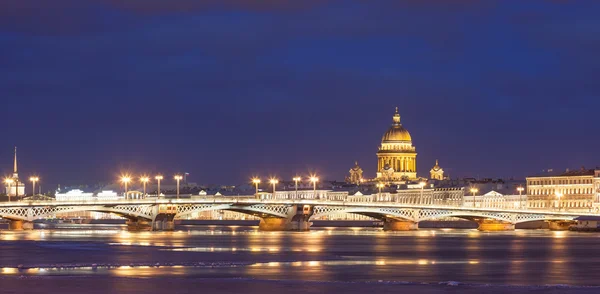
[376,108,417,182]
[526,168,600,212]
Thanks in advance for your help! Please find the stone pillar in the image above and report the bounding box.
[383,219,418,231]
[547,220,576,231]
[258,205,312,231]
[9,220,33,230]
[476,219,515,231]
[126,219,153,231]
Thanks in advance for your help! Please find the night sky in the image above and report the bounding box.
[1,1,599,190]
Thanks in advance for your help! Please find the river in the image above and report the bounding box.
[1,225,600,293]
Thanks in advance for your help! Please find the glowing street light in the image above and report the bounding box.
[140,176,150,198]
[29,176,39,197]
[121,176,131,198]
[269,178,279,197]
[555,191,563,211]
[470,188,479,208]
[376,183,385,199]
[252,178,261,199]
[174,175,183,199]
[309,176,319,199]
[419,181,426,205]
[517,186,525,209]
[4,178,14,202]
[155,175,163,197]
[293,176,301,199]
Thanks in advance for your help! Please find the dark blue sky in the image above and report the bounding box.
[1,1,599,189]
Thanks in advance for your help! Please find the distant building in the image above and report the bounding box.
[430,160,444,180]
[346,161,364,184]
[526,168,600,212]
[5,147,25,197]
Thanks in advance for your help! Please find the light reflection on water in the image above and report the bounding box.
[0,226,599,286]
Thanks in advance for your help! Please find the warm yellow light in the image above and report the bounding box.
[377,183,385,188]
[4,178,14,184]
[120,176,131,184]
[517,187,524,192]
[555,192,563,198]
[29,177,39,182]
[252,178,261,184]
[309,176,319,183]
[470,188,478,193]
[155,175,163,180]
[419,181,426,188]
[293,177,301,182]
[269,178,279,185]
[174,175,183,180]
[140,177,150,183]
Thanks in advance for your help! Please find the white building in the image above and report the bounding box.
[55,189,94,201]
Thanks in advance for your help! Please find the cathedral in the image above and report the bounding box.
[375,107,418,182]
[347,108,444,184]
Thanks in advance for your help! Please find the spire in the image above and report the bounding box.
[392,107,401,124]
[13,146,17,174]
[436,159,439,166]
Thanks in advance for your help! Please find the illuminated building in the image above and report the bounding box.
[430,160,445,180]
[376,108,417,183]
[5,147,25,197]
[346,161,363,184]
[526,168,600,212]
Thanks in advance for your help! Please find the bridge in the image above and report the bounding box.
[0,197,594,231]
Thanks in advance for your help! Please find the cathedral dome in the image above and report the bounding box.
[381,108,412,143]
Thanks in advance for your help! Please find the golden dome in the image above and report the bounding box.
[381,107,412,142]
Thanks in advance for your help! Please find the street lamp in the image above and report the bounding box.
[155,175,163,197]
[309,176,319,199]
[174,175,183,199]
[4,178,14,202]
[29,176,39,197]
[252,178,261,199]
[120,176,131,199]
[419,181,426,205]
[376,183,385,200]
[470,188,478,208]
[517,186,525,210]
[269,178,279,198]
[293,176,301,199]
[140,176,150,199]
[555,192,563,211]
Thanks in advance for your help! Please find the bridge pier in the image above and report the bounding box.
[547,220,576,231]
[476,219,515,231]
[126,219,153,231]
[258,216,312,231]
[383,220,418,231]
[9,220,34,230]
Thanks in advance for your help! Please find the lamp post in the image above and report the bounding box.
[470,188,478,208]
[155,175,163,198]
[555,192,563,211]
[4,178,14,202]
[140,177,150,199]
[517,186,525,210]
[269,178,279,199]
[293,176,301,199]
[174,175,183,199]
[29,176,39,197]
[252,178,261,199]
[376,183,384,201]
[121,176,131,199]
[419,181,426,205]
[310,176,319,199]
